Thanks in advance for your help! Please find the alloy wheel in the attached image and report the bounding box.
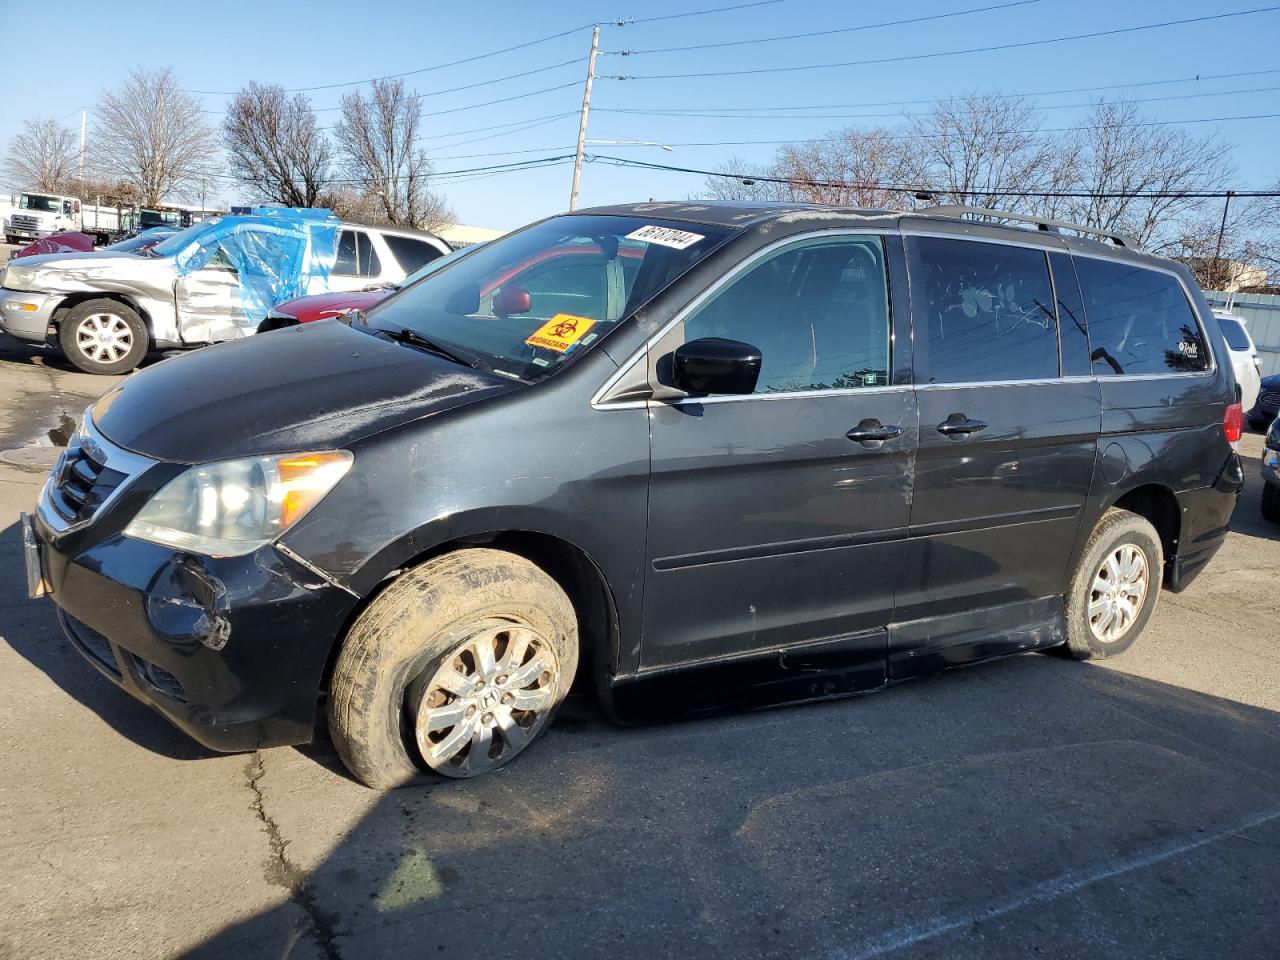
[1088,543,1149,643]
[75,313,134,364]
[413,621,560,778]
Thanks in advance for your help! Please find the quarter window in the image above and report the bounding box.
[1075,258,1209,375]
[911,237,1059,384]
[680,235,891,393]
[384,234,443,273]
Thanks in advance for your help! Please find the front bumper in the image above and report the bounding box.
[33,514,358,752]
[0,287,59,341]
[1262,446,1280,488]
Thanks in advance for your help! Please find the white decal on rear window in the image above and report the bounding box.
[625,225,706,250]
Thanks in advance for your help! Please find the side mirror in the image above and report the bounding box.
[671,337,761,395]
[493,285,531,317]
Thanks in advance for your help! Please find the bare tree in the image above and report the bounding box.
[1062,99,1233,248]
[695,129,914,209]
[5,117,79,192]
[333,79,453,230]
[901,95,1064,214]
[223,83,331,207]
[92,68,217,205]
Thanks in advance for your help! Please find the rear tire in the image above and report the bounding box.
[328,549,579,788]
[1061,508,1163,660]
[1262,482,1280,523]
[58,298,148,375]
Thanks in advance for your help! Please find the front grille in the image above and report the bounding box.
[9,214,40,230]
[1258,391,1280,410]
[48,441,128,525]
[128,654,187,703]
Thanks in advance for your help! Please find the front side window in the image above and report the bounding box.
[362,214,733,382]
[1075,258,1209,375]
[333,230,381,277]
[911,237,1059,384]
[680,235,891,393]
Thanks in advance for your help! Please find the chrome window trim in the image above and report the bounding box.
[591,227,889,410]
[36,412,155,534]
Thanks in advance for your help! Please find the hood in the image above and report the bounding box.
[3,250,167,294]
[275,288,392,322]
[1261,373,1280,391]
[91,320,512,462]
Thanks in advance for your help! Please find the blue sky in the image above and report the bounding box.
[1,0,1277,228]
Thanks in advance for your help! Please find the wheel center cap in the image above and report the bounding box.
[479,690,498,710]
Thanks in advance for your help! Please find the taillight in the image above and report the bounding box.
[1223,402,1243,444]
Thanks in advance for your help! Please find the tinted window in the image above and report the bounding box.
[1050,252,1092,377]
[911,237,1058,384]
[333,230,381,277]
[1217,317,1252,353]
[681,235,890,393]
[1076,258,1208,375]
[384,234,443,273]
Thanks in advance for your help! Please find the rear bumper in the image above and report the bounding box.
[35,516,357,752]
[1166,453,1243,592]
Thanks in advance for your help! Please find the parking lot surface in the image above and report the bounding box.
[1,322,1277,959]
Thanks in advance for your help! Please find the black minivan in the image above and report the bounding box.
[23,202,1245,787]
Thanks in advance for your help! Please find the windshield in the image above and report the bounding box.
[148,221,218,258]
[106,228,178,253]
[1217,316,1253,353]
[361,214,733,381]
[20,194,61,212]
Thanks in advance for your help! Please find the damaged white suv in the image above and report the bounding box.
[0,209,449,374]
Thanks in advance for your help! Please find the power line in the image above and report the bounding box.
[608,7,1280,80]
[610,0,1046,56]
[598,68,1280,115]
[596,82,1280,122]
[588,153,1280,199]
[422,111,579,142]
[618,0,787,25]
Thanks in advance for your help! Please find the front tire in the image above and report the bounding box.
[58,298,148,374]
[328,549,579,788]
[1061,508,1163,660]
[1262,482,1280,523]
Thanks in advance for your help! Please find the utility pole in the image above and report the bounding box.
[79,108,86,183]
[1213,190,1235,290]
[569,25,600,212]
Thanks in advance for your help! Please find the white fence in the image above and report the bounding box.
[1204,291,1280,378]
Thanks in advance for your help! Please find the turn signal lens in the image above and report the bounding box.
[1223,403,1243,445]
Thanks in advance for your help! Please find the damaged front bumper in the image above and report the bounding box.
[0,287,59,342]
[33,513,358,752]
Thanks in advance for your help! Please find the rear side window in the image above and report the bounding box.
[1075,258,1209,375]
[681,234,890,393]
[384,234,443,273]
[1217,317,1252,353]
[910,237,1059,384]
[333,230,382,277]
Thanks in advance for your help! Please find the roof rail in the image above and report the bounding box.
[918,205,1138,250]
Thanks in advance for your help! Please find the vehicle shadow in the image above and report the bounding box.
[180,658,1280,960]
[0,519,216,761]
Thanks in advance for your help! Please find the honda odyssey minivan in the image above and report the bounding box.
[23,202,1244,787]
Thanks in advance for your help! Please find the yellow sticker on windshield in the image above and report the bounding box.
[525,313,597,353]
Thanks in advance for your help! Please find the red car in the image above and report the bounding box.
[259,241,642,333]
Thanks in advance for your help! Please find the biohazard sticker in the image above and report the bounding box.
[625,225,706,250]
[525,313,597,353]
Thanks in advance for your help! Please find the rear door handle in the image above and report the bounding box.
[936,414,988,437]
[846,420,902,445]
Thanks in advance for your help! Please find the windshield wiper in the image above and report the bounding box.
[374,326,492,373]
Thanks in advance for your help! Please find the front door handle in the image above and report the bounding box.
[846,419,902,446]
[936,414,988,437]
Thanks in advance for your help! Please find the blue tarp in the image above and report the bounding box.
[173,207,341,323]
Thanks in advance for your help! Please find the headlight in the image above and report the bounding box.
[124,451,352,557]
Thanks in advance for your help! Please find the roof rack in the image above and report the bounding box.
[919,205,1138,250]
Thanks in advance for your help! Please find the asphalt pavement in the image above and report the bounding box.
[0,316,1277,960]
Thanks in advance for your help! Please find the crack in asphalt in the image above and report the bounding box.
[244,751,344,960]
